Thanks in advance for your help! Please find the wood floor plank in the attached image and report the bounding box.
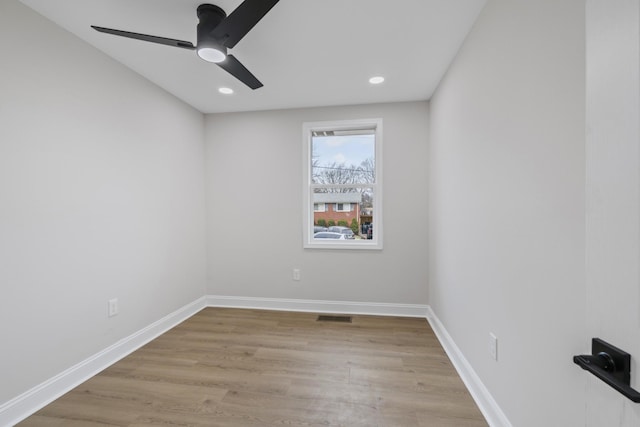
[18,307,487,426]
[74,375,228,412]
[254,346,405,369]
[116,362,292,395]
[197,354,351,384]
[18,415,121,427]
[286,377,382,408]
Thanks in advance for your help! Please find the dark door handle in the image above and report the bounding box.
[574,338,640,403]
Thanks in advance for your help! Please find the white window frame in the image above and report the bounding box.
[314,203,326,212]
[335,203,351,212]
[302,118,383,250]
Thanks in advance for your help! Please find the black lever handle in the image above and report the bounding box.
[574,338,640,403]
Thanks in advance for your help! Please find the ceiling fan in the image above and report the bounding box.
[91,0,280,90]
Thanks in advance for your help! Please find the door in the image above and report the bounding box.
[585,1,640,425]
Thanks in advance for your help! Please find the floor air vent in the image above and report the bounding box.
[317,315,352,323]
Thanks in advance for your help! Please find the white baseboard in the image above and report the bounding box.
[425,306,512,427]
[0,296,207,427]
[206,295,430,318]
[1,296,508,427]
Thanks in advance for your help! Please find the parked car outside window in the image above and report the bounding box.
[327,226,355,239]
[314,232,346,239]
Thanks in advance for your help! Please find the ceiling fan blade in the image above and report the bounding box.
[211,0,280,48]
[216,54,263,90]
[91,26,195,50]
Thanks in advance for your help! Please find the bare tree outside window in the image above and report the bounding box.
[311,133,374,188]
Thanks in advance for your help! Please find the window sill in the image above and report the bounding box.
[303,240,383,250]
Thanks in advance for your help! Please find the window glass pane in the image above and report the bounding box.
[311,132,375,185]
[312,187,374,241]
[360,189,374,240]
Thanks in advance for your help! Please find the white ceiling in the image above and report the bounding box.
[19,0,486,114]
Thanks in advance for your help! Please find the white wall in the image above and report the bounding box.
[204,102,428,304]
[585,1,640,425]
[0,0,206,405]
[428,1,586,425]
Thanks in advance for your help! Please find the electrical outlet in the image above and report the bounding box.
[108,298,118,317]
[292,268,301,281]
[489,333,498,361]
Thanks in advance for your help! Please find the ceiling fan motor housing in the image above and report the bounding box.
[197,4,227,53]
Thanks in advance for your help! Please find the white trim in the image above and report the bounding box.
[207,295,428,318]
[425,306,512,427]
[0,296,207,427]
[302,118,383,250]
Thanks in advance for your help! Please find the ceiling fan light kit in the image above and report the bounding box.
[197,44,227,63]
[91,1,279,90]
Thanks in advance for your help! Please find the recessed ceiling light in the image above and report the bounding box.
[218,87,234,95]
[369,76,385,84]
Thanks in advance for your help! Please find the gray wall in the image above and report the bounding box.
[0,0,207,404]
[204,102,429,304]
[428,0,586,425]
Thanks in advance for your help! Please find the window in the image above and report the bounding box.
[303,118,383,249]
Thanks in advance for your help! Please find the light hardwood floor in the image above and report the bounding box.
[18,308,488,426]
